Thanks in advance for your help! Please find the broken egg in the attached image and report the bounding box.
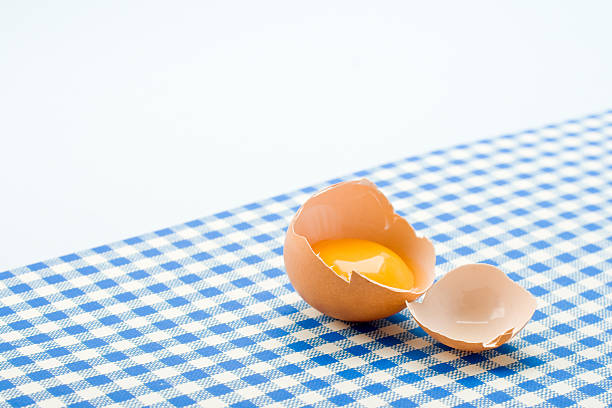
[283,179,537,350]
[406,264,537,351]
[284,179,435,321]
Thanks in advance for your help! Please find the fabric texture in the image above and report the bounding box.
[1,111,611,407]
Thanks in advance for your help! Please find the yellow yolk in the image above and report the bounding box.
[311,238,415,290]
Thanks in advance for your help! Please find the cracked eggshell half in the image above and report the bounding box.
[406,263,537,351]
[283,179,435,322]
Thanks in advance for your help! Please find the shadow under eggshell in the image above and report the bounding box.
[405,263,537,351]
[284,179,435,322]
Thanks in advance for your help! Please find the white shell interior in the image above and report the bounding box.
[406,264,536,345]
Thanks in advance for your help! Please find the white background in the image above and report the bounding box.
[1,1,611,270]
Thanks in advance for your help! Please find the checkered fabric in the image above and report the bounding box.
[1,112,612,408]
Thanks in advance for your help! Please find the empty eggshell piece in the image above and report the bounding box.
[406,263,537,351]
[284,179,435,322]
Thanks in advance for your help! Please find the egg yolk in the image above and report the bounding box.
[311,238,415,290]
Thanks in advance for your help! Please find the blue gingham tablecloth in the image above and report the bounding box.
[1,112,611,408]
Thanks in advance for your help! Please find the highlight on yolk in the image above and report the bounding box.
[311,238,415,290]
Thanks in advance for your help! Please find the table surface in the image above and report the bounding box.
[0,111,610,407]
[3,1,612,270]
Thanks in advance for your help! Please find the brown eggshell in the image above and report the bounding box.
[284,179,435,322]
[405,263,537,351]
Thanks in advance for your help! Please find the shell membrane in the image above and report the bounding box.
[406,264,537,351]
